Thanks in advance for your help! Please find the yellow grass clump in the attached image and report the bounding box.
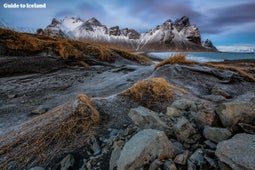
[0,94,100,169]
[0,28,151,65]
[152,53,255,81]
[121,77,185,108]
[154,54,198,70]
[205,63,255,81]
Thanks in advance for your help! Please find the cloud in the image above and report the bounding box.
[77,1,107,18]
[199,2,255,34]
[122,0,203,22]
[55,9,75,17]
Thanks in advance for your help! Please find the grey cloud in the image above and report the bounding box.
[55,9,75,17]
[77,2,107,19]
[194,2,255,35]
[210,2,255,25]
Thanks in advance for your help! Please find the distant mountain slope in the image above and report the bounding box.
[44,16,217,51]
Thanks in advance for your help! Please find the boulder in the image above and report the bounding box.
[203,126,232,143]
[117,129,176,170]
[170,99,197,112]
[128,106,171,134]
[216,133,255,170]
[216,99,255,127]
[173,117,197,143]
[195,110,217,127]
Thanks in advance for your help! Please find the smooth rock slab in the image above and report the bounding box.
[117,129,176,170]
[216,133,255,170]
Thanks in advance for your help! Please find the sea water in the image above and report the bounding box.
[147,52,255,62]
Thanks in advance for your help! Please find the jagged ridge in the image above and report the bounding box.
[44,16,217,51]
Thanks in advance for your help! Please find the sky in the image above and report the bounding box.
[1,0,255,49]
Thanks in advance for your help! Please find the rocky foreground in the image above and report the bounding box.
[0,28,255,170]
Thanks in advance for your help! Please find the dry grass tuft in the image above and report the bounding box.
[154,54,198,70]
[0,94,100,169]
[205,63,255,81]
[0,28,151,65]
[121,77,185,108]
[152,53,255,81]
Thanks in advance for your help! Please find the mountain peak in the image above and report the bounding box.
[51,18,60,25]
[174,16,190,31]
[86,17,102,26]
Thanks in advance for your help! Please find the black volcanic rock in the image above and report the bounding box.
[109,26,121,36]
[121,28,140,39]
[174,16,190,32]
[203,39,218,51]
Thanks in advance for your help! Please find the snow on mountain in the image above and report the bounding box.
[217,45,255,53]
[44,16,217,51]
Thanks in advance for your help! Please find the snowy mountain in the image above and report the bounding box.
[44,16,217,51]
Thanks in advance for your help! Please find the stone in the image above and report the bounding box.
[166,107,181,117]
[188,149,205,170]
[204,140,217,149]
[31,105,49,115]
[216,133,255,170]
[171,99,197,112]
[87,135,101,156]
[203,126,232,143]
[204,155,218,168]
[117,129,176,170]
[238,123,255,134]
[195,110,217,127]
[172,141,184,154]
[128,106,172,134]
[216,100,255,127]
[149,159,163,170]
[29,167,45,170]
[59,154,75,170]
[163,160,177,170]
[211,86,231,99]
[7,94,17,99]
[174,150,189,165]
[173,117,196,142]
[109,144,122,170]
